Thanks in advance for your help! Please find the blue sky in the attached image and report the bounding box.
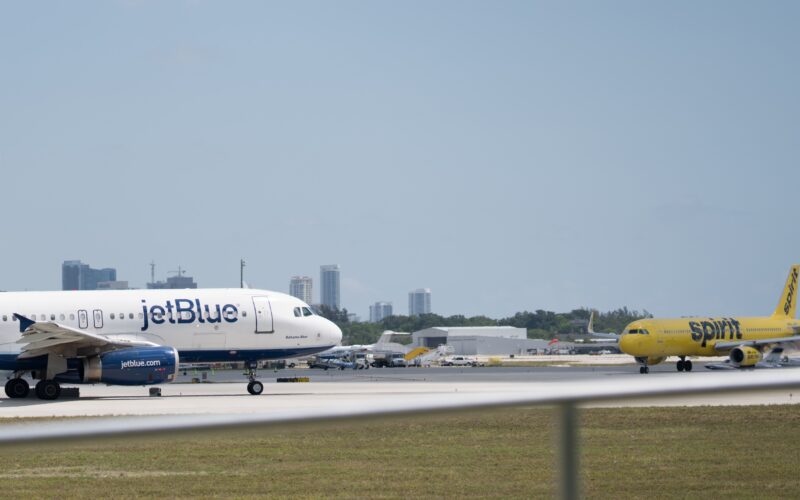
[1,1,798,319]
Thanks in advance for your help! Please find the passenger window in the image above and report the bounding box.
[129,313,134,319]
[302,307,313,317]
[59,314,65,320]
[294,307,302,318]
[50,314,56,321]
[138,313,144,319]
[70,314,75,320]
[242,311,247,317]
[2,315,6,321]
[110,313,115,319]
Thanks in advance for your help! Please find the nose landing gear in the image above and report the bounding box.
[245,362,264,395]
[636,357,649,374]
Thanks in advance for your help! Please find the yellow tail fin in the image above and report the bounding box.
[773,265,800,318]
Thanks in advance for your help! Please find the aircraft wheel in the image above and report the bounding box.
[684,361,693,372]
[676,360,685,372]
[5,378,29,399]
[247,380,263,395]
[639,366,645,374]
[35,380,61,400]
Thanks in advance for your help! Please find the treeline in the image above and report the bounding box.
[315,305,651,346]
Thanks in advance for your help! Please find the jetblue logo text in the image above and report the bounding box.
[140,299,239,332]
[121,359,162,369]
[784,268,798,315]
[689,318,742,348]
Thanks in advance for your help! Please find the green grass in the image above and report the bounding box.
[1,405,799,499]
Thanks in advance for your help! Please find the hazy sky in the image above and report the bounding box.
[1,1,798,319]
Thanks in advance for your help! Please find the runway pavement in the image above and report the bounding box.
[2,364,799,418]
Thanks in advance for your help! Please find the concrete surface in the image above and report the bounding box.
[2,365,799,419]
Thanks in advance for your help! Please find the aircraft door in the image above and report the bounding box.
[78,310,88,329]
[252,296,274,333]
[93,309,104,329]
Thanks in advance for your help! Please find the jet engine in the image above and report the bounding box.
[729,346,762,368]
[80,346,179,385]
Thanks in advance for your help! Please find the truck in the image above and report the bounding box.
[371,352,408,368]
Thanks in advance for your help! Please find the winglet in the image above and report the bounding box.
[13,314,36,333]
[773,265,800,318]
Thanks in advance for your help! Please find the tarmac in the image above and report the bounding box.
[2,363,799,419]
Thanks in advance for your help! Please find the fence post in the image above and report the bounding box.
[558,401,580,500]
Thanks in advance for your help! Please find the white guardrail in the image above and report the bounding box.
[2,369,800,500]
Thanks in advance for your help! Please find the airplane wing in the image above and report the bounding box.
[13,313,157,359]
[714,335,800,352]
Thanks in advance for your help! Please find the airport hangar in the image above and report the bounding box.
[411,326,553,355]
[408,326,617,355]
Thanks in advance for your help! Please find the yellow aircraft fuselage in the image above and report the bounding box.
[620,316,800,358]
[620,265,800,366]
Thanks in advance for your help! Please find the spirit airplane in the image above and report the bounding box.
[620,265,800,373]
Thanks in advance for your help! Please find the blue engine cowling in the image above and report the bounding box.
[80,346,179,385]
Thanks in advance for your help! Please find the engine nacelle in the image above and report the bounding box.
[730,346,762,367]
[81,346,179,385]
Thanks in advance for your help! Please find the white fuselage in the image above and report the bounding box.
[0,288,342,368]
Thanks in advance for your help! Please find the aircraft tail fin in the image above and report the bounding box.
[587,311,596,334]
[772,265,800,318]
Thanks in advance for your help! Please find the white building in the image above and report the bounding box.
[411,326,548,355]
[408,288,431,316]
[289,276,313,304]
[369,301,393,322]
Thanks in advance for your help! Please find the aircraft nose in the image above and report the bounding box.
[325,319,342,346]
[619,334,631,354]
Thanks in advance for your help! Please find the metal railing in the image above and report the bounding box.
[1,369,799,499]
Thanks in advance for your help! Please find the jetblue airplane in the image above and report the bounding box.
[0,288,342,399]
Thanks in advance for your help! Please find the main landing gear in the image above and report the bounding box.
[245,362,264,395]
[676,357,693,372]
[5,377,29,398]
[4,375,61,400]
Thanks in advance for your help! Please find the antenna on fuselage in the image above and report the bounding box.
[149,260,155,285]
[240,259,246,288]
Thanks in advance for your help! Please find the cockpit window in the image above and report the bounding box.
[302,307,313,317]
[627,329,649,335]
[293,307,302,318]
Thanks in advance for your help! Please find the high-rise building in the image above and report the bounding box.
[408,288,432,316]
[62,260,118,290]
[369,301,393,323]
[320,264,341,310]
[289,276,313,304]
